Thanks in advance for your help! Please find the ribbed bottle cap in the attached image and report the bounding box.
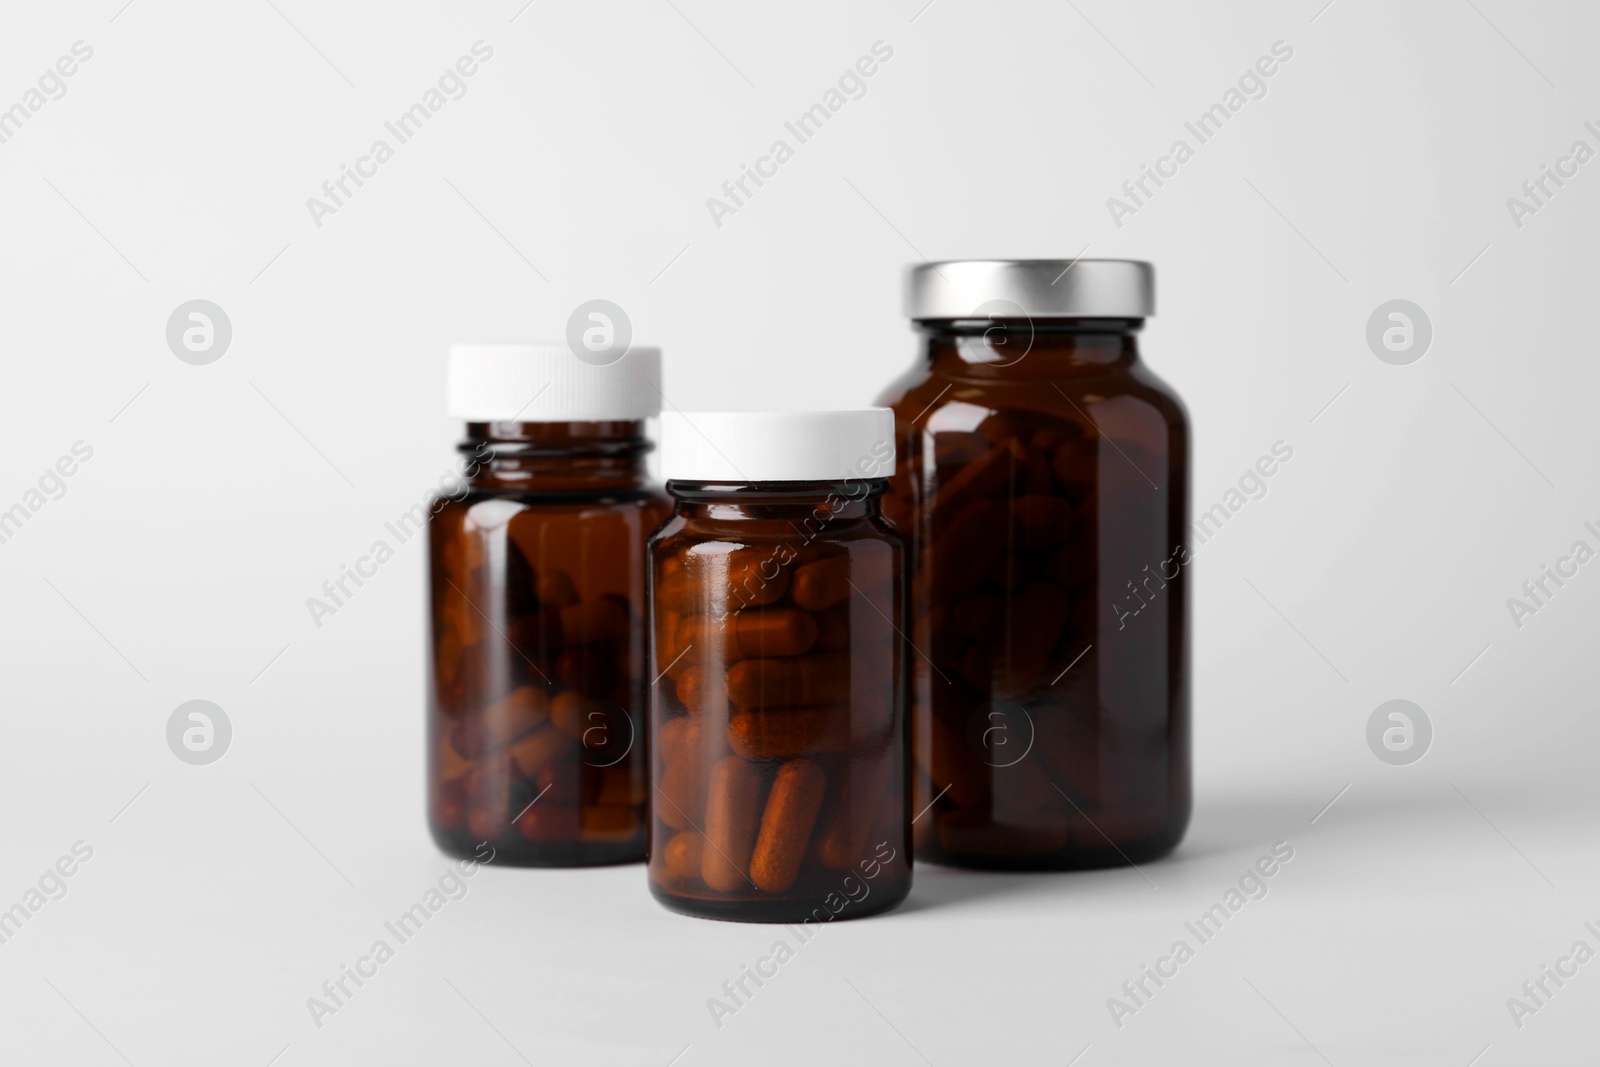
[446,343,662,421]
[661,410,896,483]
[906,259,1154,319]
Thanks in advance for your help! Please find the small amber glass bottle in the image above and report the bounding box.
[877,260,1191,870]
[428,343,670,866]
[647,411,911,922]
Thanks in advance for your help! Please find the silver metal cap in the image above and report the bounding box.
[905,259,1155,320]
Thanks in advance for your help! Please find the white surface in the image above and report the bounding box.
[1,0,1597,1063]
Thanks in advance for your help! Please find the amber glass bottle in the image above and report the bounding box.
[428,344,670,866]
[647,411,911,922]
[876,260,1190,870]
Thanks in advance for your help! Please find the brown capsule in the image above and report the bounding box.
[464,751,517,839]
[440,529,484,587]
[532,760,589,806]
[725,654,850,708]
[1031,427,1066,453]
[1011,495,1076,549]
[507,727,574,779]
[439,649,491,715]
[657,610,692,680]
[451,686,550,758]
[701,755,765,891]
[676,606,820,663]
[826,803,901,874]
[728,706,852,759]
[657,711,686,756]
[792,555,852,611]
[656,715,707,831]
[465,750,513,802]
[434,776,466,830]
[435,623,464,688]
[750,760,828,892]
[734,608,819,658]
[596,765,646,807]
[437,732,473,782]
[443,588,487,649]
[818,757,894,870]
[517,803,581,842]
[674,663,729,715]
[927,444,1012,534]
[468,805,508,841]
[561,596,630,647]
[663,830,705,881]
[937,808,1069,856]
[725,548,795,611]
[536,568,580,607]
[658,546,792,614]
[654,570,701,616]
[551,690,618,749]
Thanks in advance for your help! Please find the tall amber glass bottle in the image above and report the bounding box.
[428,343,670,866]
[876,260,1190,870]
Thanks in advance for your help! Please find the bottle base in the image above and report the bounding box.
[648,877,912,924]
[915,826,1183,873]
[431,824,644,868]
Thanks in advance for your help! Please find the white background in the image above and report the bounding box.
[1,0,1596,1063]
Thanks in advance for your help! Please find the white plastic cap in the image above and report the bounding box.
[661,410,896,483]
[446,343,662,421]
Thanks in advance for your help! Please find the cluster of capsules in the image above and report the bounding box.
[887,411,1166,861]
[430,520,649,860]
[649,542,903,903]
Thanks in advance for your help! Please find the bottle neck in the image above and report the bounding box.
[462,420,652,493]
[668,480,885,525]
[917,317,1144,379]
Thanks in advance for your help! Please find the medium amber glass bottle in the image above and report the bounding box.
[647,411,911,922]
[428,343,670,866]
[877,260,1190,870]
